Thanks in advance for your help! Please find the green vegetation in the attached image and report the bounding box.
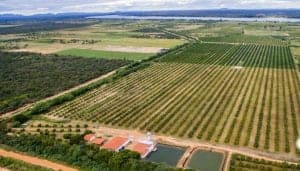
[187,150,224,171]
[6,44,185,126]
[291,47,300,68]
[161,42,294,69]
[0,129,189,171]
[230,154,300,171]
[0,51,131,114]
[0,156,52,171]
[200,35,288,45]
[0,20,184,55]
[42,40,300,155]
[1,20,299,170]
[160,43,233,64]
[58,48,154,61]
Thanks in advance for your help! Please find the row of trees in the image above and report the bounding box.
[10,44,186,126]
[230,154,300,171]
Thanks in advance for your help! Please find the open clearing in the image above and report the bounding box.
[44,42,300,156]
[9,43,166,54]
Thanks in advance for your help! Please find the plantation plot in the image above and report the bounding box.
[44,43,300,155]
[199,35,288,46]
[230,154,300,171]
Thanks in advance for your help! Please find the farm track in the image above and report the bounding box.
[44,43,300,156]
[0,148,77,171]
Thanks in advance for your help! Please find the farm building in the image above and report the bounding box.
[84,134,96,142]
[91,137,106,146]
[132,142,156,158]
[132,132,156,158]
[102,137,131,152]
[84,134,106,146]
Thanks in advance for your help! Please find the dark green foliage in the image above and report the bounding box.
[0,133,188,171]
[8,58,155,125]
[63,133,84,145]
[135,28,160,33]
[0,156,52,171]
[230,154,300,171]
[0,51,131,113]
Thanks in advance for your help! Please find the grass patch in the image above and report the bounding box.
[57,48,154,61]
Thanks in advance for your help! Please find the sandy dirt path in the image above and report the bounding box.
[0,69,118,120]
[0,149,77,171]
[0,168,10,171]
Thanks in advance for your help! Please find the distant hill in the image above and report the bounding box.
[115,9,300,18]
[0,9,299,22]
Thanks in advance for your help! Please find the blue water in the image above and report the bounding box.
[146,144,185,166]
[88,15,300,23]
[187,150,224,171]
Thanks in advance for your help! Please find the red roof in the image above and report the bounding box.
[84,134,95,141]
[132,143,151,157]
[91,138,106,145]
[102,137,129,151]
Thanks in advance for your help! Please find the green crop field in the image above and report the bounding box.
[43,40,300,155]
[200,35,288,45]
[57,48,154,61]
[1,20,300,171]
[230,154,300,171]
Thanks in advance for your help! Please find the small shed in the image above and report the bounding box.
[91,137,106,146]
[132,142,155,158]
[84,134,95,142]
[102,137,131,152]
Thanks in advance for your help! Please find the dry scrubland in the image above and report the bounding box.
[44,40,300,155]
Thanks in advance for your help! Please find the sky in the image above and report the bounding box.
[0,0,299,15]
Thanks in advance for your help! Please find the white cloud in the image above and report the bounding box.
[0,0,299,15]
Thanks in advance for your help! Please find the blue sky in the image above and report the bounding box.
[0,0,299,15]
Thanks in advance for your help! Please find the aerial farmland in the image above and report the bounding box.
[0,10,300,171]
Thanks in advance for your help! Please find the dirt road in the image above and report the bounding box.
[0,69,117,120]
[0,149,77,171]
[0,168,10,171]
